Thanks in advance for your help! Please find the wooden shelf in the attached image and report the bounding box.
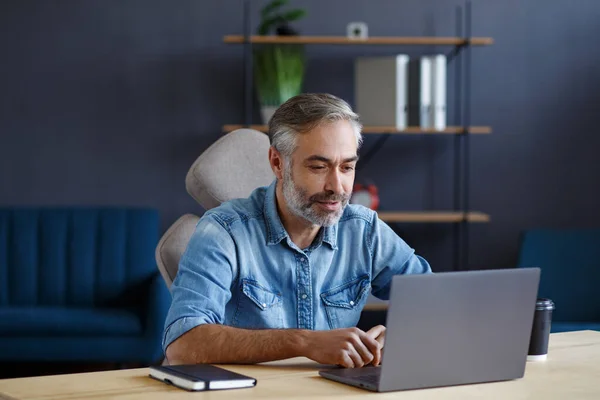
[363,302,389,311]
[377,211,490,223]
[363,126,492,134]
[222,125,491,135]
[223,35,494,46]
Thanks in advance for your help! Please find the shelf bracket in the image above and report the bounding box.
[446,42,463,62]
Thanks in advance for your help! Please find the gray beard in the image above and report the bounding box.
[282,168,348,227]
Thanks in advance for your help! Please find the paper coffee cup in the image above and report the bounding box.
[527,298,554,361]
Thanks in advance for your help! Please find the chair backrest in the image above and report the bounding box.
[156,129,273,288]
[517,229,600,322]
[185,129,275,210]
[0,208,159,307]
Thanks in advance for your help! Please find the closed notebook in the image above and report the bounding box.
[149,364,257,391]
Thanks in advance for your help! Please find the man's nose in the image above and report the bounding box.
[324,169,344,194]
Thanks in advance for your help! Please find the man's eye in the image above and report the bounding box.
[342,165,355,172]
[310,166,325,170]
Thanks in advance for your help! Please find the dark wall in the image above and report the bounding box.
[2,0,599,272]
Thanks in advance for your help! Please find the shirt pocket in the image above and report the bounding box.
[233,278,283,329]
[320,275,371,330]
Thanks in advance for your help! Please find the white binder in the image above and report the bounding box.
[431,54,447,131]
[408,57,433,129]
[419,56,433,129]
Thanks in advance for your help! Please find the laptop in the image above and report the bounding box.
[319,268,540,392]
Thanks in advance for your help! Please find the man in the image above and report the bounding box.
[163,93,431,368]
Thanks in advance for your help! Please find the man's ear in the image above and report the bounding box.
[268,147,285,180]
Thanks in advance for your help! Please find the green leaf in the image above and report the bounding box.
[261,0,287,18]
[253,44,305,106]
[281,9,306,23]
[257,15,283,35]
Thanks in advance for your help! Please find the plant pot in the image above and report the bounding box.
[253,43,305,118]
[260,106,278,125]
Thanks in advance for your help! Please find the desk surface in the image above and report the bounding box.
[1,330,599,400]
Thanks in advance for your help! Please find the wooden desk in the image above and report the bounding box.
[1,331,598,399]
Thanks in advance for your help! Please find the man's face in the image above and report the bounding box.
[281,120,358,227]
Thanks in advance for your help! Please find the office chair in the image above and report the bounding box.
[155,129,274,289]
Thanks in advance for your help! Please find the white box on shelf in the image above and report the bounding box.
[354,55,410,130]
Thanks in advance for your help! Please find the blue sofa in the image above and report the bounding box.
[0,208,170,364]
[517,229,600,333]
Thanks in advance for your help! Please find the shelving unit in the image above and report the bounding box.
[377,212,490,224]
[223,125,492,135]
[224,0,492,270]
[223,35,494,46]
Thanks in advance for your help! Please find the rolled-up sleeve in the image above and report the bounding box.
[162,214,237,354]
[369,214,432,300]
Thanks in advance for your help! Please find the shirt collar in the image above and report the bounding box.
[264,180,288,246]
[322,222,338,250]
[263,180,338,250]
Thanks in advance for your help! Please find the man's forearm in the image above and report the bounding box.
[165,324,309,365]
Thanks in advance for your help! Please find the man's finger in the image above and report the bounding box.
[341,352,355,368]
[367,325,386,350]
[358,331,380,365]
[347,346,364,368]
[364,326,386,366]
[352,334,375,366]
[367,325,386,340]
[368,338,382,366]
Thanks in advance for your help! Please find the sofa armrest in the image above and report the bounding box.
[144,272,171,361]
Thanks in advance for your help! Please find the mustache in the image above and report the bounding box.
[309,191,350,203]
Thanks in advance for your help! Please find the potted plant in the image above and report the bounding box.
[253,0,307,123]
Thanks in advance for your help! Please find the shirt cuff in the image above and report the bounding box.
[162,316,208,354]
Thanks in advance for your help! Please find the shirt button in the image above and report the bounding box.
[349,301,355,306]
[301,294,308,299]
[262,303,267,308]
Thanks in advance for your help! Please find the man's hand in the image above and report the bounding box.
[366,325,386,366]
[302,327,381,368]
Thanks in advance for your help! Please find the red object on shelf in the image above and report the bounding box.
[350,183,380,210]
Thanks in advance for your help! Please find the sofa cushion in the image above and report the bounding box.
[517,229,600,323]
[0,307,143,336]
[551,322,600,333]
[0,208,159,308]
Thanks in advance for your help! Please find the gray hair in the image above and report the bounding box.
[268,93,363,159]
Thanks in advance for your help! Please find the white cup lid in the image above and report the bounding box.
[527,354,548,361]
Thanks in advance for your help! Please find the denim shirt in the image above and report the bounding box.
[162,180,431,353]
